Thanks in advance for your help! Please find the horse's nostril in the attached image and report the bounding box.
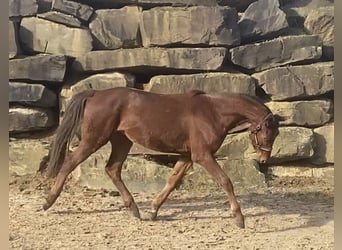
[260,159,266,163]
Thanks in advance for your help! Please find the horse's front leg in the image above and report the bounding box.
[142,157,193,220]
[193,153,245,228]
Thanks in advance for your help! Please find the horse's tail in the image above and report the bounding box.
[45,90,96,178]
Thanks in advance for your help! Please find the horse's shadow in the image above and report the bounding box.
[138,190,334,232]
[51,189,333,232]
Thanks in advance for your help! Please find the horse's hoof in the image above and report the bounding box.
[140,211,157,221]
[42,203,51,211]
[233,214,245,229]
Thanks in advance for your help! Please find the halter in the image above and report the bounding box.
[250,113,273,152]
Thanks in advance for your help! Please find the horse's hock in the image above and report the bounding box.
[9,0,334,193]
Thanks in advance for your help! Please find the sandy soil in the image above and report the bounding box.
[9,173,334,250]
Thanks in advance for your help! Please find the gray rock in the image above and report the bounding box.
[220,0,257,12]
[38,11,82,28]
[253,62,334,100]
[269,164,334,184]
[239,0,288,41]
[9,20,21,59]
[37,0,52,13]
[229,35,322,72]
[304,7,334,60]
[76,0,258,11]
[182,159,266,195]
[269,165,316,178]
[72,146,173,193]
[9,54,67,82]
[218,126,315,163]
[70,142,265,195]
[216,131,254,159]
[9,82,57,108]
[89,7,142,50]
[145,72,256,95]
[9,0,38,17]
[140,6,240,47]
[9,139,51,176]
[20,17,93,57]
[52,0,94,22]
[72,47,227,73]
[267,100,333,127]
[71,72,135,94]
[271,127,315,163]
[9,107,57,133]
[281,0,333,28]
[75,0,253,10]
[312,123,334,165]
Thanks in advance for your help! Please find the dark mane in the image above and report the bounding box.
[240,94,271,113]
[188,89,206,97]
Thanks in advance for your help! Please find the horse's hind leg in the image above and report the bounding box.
[43,140,102,210]
[193,153,245,228]
[105,133,140,218]
[143,157,193,220]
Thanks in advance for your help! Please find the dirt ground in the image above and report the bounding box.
[9,172,334,250]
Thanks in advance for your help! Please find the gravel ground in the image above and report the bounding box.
[9,173,334,250]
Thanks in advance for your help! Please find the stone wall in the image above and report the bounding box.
[9,0,334,193]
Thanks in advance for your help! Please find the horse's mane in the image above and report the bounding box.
[188,89,206,97]
[239,94,271,113]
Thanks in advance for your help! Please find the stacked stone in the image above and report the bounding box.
[9,0,334,192]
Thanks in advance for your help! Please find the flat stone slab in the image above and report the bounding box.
[38,11,82,28]
[145,72,256,95]
[312,124,334,165]
[9,82,57,108]
[9,139,51,176]
[253,62,334,100]
[281,0,333,28]
[238,0,288,41]
[182,159,266,195]
[52,0,94,22]
[271,127,315,164]
[89,7,142,50]
[304,7,334,60]
[9,54,67,82]
[140,6,240,47]
[9,20,21,59]
[75,0,255,10]
[267,100,333,127]
[20,17,93,57]
[72,47,227,73]
[217,127,315,164]
[216,131,255,160]
[9,0,38,17]
[269,165,334,184]
[9,107,57,133]
[70,72,135,94]
[229,35,322,72]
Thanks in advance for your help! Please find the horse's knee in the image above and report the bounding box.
[191,153,212,165]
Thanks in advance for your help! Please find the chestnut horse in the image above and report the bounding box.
[42,87,279,228]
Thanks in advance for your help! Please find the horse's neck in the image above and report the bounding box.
[215,94,268,128]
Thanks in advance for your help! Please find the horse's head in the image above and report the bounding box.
[249,113,280,163]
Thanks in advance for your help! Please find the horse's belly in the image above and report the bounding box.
[124,129,189,154]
